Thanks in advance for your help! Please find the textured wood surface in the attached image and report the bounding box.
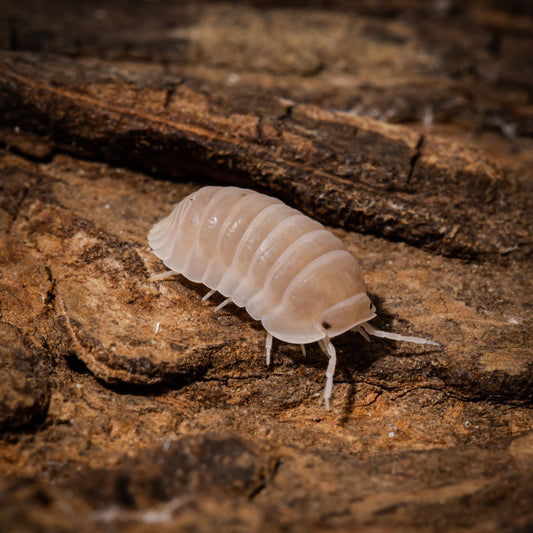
[0,2,532,532]
[0,51,528,258]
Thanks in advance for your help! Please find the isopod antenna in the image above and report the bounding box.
[358,322,439,346]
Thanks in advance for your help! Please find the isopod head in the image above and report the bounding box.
[260,247,375,344]
[317,293,377,338]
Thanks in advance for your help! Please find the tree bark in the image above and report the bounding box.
[1,2,532,532]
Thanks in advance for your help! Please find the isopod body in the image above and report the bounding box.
[148,186,437,409]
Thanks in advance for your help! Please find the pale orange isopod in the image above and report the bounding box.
[148,186,438,409]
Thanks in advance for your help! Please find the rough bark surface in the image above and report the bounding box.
[0,2,532,533]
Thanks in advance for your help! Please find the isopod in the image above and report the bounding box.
[148,186,438,409]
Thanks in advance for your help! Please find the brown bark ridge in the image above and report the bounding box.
[1,2,532,533]
[0,50,529,259]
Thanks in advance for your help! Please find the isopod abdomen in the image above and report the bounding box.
[148,186,437,409]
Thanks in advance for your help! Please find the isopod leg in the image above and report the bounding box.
[150,270,178,281]
[214,298,231,311]
[300,344,306,357]
[265,332,273,366]
[318,338,336,411]
[361,322,439,346]
[201,289,216,302]
[354,325,371,342]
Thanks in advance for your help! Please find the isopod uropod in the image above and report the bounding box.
[148,186,438,409]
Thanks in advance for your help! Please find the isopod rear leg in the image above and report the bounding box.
[214,298,232,311]
[265,332,273,366]
[201,289,216,302]
[150,270,179,281]
[318,338,336,411]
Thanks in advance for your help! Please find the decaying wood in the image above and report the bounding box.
[0,322,50,430]
[0,51,529,259]
[0,1,532,533]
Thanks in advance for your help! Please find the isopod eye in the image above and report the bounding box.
[317,293,376,338]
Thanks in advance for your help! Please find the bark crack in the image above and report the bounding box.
[406,133,425,184]
[274,101,296,136]
[0,138,57,164]
[6,180,30,234]
[255,114,264,143]
[248,455,281,501]
[162,81,184,109]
